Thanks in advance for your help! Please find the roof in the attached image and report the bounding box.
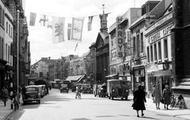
[66,75,85,82]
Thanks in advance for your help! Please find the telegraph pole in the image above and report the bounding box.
[17,10,20,102]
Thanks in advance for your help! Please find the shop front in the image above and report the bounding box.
[146,62,173,96]
[132,66,145,91]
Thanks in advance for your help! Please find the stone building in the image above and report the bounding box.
[129,0,160,91]
[108,8,142,81]
[145,0,173,96]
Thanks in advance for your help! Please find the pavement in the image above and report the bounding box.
[0,99,14,120]
[128,94,190,120]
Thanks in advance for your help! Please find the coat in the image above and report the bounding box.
[132,89,146,110]
[163,88,171,105]
[152,87,161,103]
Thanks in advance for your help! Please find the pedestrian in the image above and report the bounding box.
[162,84,171,110]
[1,87,9,107]
[75,86,81,99]
[132,85,146,117]
[152,83,161,109]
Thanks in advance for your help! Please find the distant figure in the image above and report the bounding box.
[162,84,171,110]
[1,87,9,107]
[132,85,146,117]
[75,86,81,99]
[152,83,161,109]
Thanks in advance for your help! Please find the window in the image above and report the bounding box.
[150,45,153,62]
[164,38,168,58]
[6,22,8,33]
[133,36,136,55]
[9,24,10,35]
[147,46,150,62]
[140,32,143,52]
[137,34,140,55]
[2,10,4,27]
[158,41,162,60]
[154,43,157,61]
[0,6,2,25]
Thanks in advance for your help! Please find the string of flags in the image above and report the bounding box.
[29,12,110,41]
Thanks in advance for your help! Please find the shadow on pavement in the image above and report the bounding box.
[71,118,91,120]
[7,109,24,120]
[96,115,116,118]
[142,116,158,120]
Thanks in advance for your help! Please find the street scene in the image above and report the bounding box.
[6,89,190,120]
[1,0,190,120]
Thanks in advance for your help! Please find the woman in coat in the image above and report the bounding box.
[163,84,171,110]
[152,83,161,109]
[132,85,146,117]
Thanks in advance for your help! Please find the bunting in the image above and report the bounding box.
[67,23,72,40]
[39,14,48,26]
[88,16,93,31]
[29,12,37,26]
[71,17,84,41]
[51,17,65,43]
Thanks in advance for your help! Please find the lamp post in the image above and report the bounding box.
[16,10,20,102]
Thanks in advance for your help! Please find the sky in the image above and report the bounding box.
[25,0,150,64]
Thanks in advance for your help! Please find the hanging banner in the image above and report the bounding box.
[67,23,72,40]
[116,16,124,58]
[51,16,65,43]
[29,12,37,26]
[39,14,48,26]
[88,16,93,31]
[71,17,84,41]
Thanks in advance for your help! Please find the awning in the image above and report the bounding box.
[148,70,172,77]
[66,75,85,82]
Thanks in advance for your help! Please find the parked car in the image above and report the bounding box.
[107,79,129,100]
[60,81,70,93]
[97,83,107,97]
[22,85,41,104]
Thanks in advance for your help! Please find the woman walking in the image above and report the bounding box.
[132,85,146,117]
[152,83,161,109]
[163,84,171,110]
[1,87,9,107]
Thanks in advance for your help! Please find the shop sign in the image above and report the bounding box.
[148,24,174,44]
[116,16,124,58]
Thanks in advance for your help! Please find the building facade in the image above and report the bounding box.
[145,0,173,96]
[109,8,142,80]
[130,1,160,91]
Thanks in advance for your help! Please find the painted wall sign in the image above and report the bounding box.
[116,16,124,58]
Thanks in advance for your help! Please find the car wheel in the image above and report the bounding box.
[121,97,123,100]
[111,96,114,100]
[125,96,128,100]
[38,100,41,104]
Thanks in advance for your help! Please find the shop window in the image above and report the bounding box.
[158,41,162,60]
[133,36,136,55]
[147,46,150,62]
[154,43,157,61]
[150,45,153,62]
[140,32,143,53]
[137,34,140,55]
[164,38,168,58]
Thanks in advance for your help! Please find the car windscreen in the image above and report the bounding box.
[26,87,38,92]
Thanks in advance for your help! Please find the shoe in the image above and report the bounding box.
[137,115,139,117]
[142,113,144,117]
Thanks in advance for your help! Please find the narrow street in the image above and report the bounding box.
[7,89,188,120]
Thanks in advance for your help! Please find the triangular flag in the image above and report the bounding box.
[88,16,93,31]
[74,42,78,51]
[29,12,36,26]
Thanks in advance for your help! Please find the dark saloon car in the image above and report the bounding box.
[22,85,41,104]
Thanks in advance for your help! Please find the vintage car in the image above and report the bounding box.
[22,85,41,104]
[107,79,129,100]
[60,81,70,93]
